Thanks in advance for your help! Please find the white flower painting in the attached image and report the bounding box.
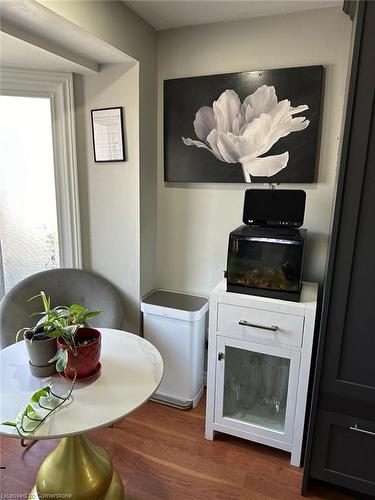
[164,66,323,183]
[182,85,310,182]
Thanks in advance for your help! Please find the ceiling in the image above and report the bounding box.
[124,0,342,31]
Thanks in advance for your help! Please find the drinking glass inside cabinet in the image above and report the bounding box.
[223,346,291,433]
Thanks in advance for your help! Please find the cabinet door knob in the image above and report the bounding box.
[350,424,375,436]
[239,320,278,332]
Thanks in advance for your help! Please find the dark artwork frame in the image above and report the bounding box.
[164,65,324,183]
[91,106,125,163]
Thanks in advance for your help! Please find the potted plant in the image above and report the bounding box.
[55,325,102,379]
[17,292,101,379]
[3,292,102,438]
[17,324,58,377]
[16,293,62,377]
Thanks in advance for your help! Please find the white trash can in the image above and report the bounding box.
[141,290,208,409]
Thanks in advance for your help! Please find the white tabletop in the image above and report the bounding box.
[0,328,163,439]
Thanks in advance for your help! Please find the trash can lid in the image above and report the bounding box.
[141,290,208,321]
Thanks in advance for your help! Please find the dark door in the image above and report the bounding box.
[318,0,375,421]
[304,1,375,496]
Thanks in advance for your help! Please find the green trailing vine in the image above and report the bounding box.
[2,339,78,439]
[2,379,76,439]
[2,292,101,439]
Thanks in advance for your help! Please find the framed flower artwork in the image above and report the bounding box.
[164,65,323,183]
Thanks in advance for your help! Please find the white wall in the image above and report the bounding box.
[40,1,158,332]
[157,7,352,296]
[73,63,140,332]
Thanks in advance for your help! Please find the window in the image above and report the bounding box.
[0,69,81,297]
[0,95,60,291]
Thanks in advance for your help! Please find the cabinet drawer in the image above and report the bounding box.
[217,303,304,347]
[310,410,375,497]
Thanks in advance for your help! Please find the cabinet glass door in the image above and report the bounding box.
[215,337,300,443]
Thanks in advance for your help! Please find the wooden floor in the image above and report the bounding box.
[1,395,354,500]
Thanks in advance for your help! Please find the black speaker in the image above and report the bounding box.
[243,189,306,228]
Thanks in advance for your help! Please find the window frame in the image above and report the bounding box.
[0,68,82,270]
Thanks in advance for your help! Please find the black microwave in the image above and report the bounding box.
[226,226,306,302]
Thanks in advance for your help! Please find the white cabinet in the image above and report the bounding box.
[205,280,318,466]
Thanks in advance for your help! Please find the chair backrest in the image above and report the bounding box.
[0,268,124,349]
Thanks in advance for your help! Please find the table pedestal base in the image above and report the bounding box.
[28,434,124,500]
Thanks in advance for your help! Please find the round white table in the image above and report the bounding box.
[0,328,163,499]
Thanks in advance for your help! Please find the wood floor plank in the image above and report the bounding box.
[107,424,246,487]
[0,396,354,499]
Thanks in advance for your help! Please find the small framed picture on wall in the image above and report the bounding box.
[91,107,125,162]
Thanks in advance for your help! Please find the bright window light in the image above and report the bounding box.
[0,95,60,293]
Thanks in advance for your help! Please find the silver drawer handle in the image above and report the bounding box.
[239,320,278,332]
[350,424,375,436]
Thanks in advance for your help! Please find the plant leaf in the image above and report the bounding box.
[16,328,29,342]
[30,310,49,317]
[45,330,60,338]
[40,291,51,312]
[28,293,43,303]
[69,304,86,315]
[84,311,101,321]
[31,387,51,403]
[49,348,65,363]
[50,349,68,372]
[62,325,78,336]
[25,404,35,415]
[72,309,88,325]
[56,350,68,373]
[54,308,70,317]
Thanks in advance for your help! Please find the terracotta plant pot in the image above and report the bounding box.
[57,327,101,379]
[24,331,57,377]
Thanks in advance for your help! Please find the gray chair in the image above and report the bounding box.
[0,268,124,349]
[0,268,124,447]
